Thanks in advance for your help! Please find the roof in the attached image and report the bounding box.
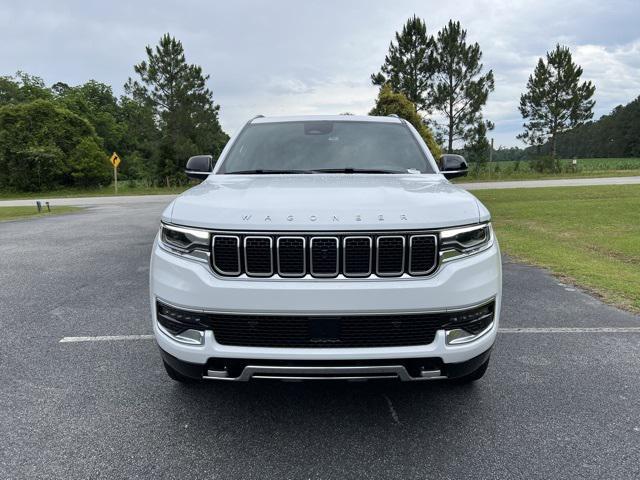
[250,114,402,124]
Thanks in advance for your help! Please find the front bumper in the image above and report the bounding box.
[160,347,493,381]
[150,237,502,378]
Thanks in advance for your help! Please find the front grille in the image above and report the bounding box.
[211,231,438,278]
[157,300,495,348]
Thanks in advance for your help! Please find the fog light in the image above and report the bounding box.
[157,323,205,345]
[446,328,479,345]
[156,300,206,345]
[174,329,205,345]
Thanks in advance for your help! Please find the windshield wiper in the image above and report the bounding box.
[310,168,406,174]
[224,169,313,175]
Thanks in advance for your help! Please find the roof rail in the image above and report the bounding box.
[388,114,399,118]
[249,115,265,123]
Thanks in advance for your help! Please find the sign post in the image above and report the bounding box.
[109,152,121,194]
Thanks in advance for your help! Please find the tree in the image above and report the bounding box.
[431,20,494,153]
[117,96,160,180]
[0,100,110,191]
[0,71,52,105]
[369,84,441,158]
[125,33,228,181]
[464,119,494,176]
[518,44,595,158]
[371,16,435,112]
[68,137,112,187]
[55,80,124,155]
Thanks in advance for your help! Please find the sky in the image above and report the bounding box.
[1,0,639,148]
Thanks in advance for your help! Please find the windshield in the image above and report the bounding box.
[218,121,436,174]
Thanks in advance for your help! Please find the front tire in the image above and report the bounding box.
[163,360,200,384]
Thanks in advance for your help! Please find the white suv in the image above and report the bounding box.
[150,115,501,384]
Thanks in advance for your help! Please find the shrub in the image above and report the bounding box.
[69,138,111,187]
[530,155,561,173]
[370,84,442,158]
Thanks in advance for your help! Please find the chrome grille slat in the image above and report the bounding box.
[277,236,306,277]
[210,231,439,279]
[310,237,339,277]
[409,234,438,275]
[211,235,241,275]
[376,236,405,277]
[343,236,372,277]
[244,236,273,277]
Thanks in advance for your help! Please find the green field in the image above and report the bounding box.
[457,157,640,182]
[0,206,81,222]
[474,184,640,312]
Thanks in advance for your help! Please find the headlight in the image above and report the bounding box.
[440,223,492,262]
[159,223,210,263]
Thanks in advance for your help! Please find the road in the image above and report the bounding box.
[1,175,639,207]
[1,201,639,479]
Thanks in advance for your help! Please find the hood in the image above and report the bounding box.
[165,174,483,230]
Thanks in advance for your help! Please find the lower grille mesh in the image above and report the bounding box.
[209,314,443,347]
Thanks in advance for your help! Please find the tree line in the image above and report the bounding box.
[369,17,602,173]
[532,95,640,158]
[1,19,634,192]
[0,34,227,192]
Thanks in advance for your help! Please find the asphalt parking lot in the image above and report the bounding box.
[1,202,639,480]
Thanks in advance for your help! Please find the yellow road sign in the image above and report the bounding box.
[109,152,121,168]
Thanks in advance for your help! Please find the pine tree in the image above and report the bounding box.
[125,34,227,181]
[371,16,436,112]
[431,20,494,153]
[518,44,595,158]
[464,119,494,176]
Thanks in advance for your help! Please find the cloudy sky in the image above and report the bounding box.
[1,0,639,147]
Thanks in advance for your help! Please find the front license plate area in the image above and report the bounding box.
[309,316,341,344]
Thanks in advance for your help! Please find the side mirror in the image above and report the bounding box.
[439,154,468,179]
[185,155,213,180]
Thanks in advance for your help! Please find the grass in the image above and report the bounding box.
[474,184,640,312]
[0,205,82,222]
[0,182,188,200]
[456,157,640,183]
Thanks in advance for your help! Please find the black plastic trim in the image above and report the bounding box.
[159,348,206,380]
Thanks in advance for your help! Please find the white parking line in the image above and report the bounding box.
[59,334,154,343]
[58,327,640,343]
[499,327,640,333]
